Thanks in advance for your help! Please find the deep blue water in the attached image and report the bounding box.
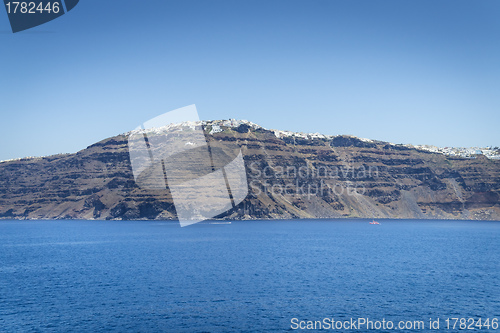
[0,219,499,332]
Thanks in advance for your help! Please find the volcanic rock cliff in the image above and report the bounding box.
[1,121,499,221]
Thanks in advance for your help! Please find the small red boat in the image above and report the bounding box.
[369,220,380,225]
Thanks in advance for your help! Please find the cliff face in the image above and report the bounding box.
[1,123,499,221]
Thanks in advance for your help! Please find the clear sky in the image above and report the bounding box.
[1,0,499,161]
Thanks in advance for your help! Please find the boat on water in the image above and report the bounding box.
[369,220,380,225]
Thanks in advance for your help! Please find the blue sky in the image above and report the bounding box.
[1,0,499,161]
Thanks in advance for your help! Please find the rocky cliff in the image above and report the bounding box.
[1,121,499,221]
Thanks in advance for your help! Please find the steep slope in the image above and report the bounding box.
[0,122,499,221]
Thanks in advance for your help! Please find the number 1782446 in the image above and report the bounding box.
[5,2,60,14]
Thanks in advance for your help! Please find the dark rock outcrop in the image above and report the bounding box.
[0,124,499,221]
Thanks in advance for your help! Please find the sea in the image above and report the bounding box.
[0,219,499,332]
